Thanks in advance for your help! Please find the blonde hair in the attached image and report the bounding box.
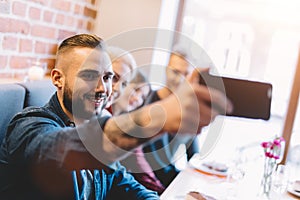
[106,46,137,72]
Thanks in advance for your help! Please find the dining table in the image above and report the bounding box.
[160,153,300,200]
[160,116,300,200]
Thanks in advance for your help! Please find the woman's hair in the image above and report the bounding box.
[106,46,137,72]
[130,69,148,84]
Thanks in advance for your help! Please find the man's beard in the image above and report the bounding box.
[63,82,92,119]
[63,83,73,115]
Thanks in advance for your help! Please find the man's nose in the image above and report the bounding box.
[112,81,120,92]
[95,78,106,93]
[129,95,139,105]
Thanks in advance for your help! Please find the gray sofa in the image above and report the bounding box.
[0,80,56,144]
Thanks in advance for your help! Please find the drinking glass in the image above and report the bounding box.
[271,164,290,195]
[226,162,245,200]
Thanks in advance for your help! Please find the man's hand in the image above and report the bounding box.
[160,68,233,134]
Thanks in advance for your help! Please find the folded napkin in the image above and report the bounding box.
[185,191,216,200]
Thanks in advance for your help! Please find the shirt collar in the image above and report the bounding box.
[47,92,75,127]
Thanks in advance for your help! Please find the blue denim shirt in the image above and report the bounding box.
[142,90,199,186]
[0,93,158,200]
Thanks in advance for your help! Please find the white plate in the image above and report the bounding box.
[287,188,300,198]
[189,159,228,178]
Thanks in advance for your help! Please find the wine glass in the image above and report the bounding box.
[271,164,290,195]
[224,150,246,199]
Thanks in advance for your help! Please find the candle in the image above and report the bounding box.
[28,66,45,81]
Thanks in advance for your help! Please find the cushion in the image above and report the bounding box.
[19,79,56,107]
[0,84,26,144]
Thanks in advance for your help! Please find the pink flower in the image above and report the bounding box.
[273,139,281,146]
[273,155,280,160]
[265,152,273,158]
[262,136,285,161]
[261,142,270,148]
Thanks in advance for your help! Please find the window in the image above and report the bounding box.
[179,0,300,120]
[176,0,300,162]
[207,22,253,77]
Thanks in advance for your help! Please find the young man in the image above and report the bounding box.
[0,34,232,199]
[143,47,203,187]
[0,34,158,200]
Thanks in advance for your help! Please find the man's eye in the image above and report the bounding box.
[173,70,181,76]
[103,75,113,81]
[80,72,99,81]
[112,75,120,83]
[121,81,128,88]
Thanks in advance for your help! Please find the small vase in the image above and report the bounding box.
[259,157,276,199]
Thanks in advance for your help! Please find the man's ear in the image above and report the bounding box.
[51,68,64,89]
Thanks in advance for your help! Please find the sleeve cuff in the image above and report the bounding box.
[97,115,111,130]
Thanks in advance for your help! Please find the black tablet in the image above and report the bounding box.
[199,71,272,120]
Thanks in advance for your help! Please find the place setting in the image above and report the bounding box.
[287,180,300,198]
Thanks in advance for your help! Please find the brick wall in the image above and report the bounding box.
[0,0,99,78]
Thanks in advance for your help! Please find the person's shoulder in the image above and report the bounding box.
[3,106,61,150]
[144,90,160,104]
[14,106,55,120]
[8,105,63,129]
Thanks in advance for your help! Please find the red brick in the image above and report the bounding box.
[55,13,64,25]
[58,30,77,40]
[74,4,82,14]
[0,17,30,35]
[35,41,47,54]
[31,25,56,39]
[0,72,15,79]
[0,73,10,79]
[8,19,30,34]
[84,6,97,18]
[48,43,58,55]
[83,0,93,4]
[29,7,41,20]
[40,58,55,74]
[12,1,27,17]
[0,56,8,69]
[20,39,33,52]
[51,0,71,12]
[43,10,53,22]
[0,17,10,32]
[10,56,32,69]
[3,36,18,51]
[77,19,85,29]
[65,15,74,27]
[87,20,93,31]
[31,0,48,5]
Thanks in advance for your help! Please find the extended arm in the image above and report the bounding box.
[102,68,233,163]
